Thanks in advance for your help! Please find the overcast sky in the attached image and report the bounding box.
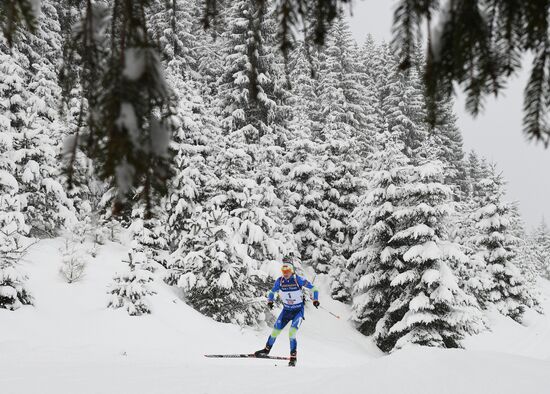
[346,0,550,230]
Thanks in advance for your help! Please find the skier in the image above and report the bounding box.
[254,257,319,366]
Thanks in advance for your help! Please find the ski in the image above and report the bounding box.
[204,354,291,360]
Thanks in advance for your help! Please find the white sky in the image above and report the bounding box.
[346,0,550,230]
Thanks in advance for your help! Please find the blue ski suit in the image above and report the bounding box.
[265,275,319,353]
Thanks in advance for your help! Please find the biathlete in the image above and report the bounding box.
[254,258,319,366]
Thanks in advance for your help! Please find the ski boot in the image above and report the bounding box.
[254,345,271,358]
[288,351,297,367]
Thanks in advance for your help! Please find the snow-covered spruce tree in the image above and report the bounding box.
[431,93,469,200]
[108,246,156,316]
[0,39,29,139]
[173,157,294,326]
[323,140,363,299]
[286,41,321,141]
[149,0,197,77]
[380,47,429,164]
[188,0,228,99]
[0,168,32,310]
[359,34,378,81]
[216,0,291,244]
[351,133,482,352]
[160,0,220,259]
[282,138,332,272]
[169,0,290,326]
[59,229,87,284]
[0,22,36,310]
[282,44,334,275]
[163,91,217,281]
[163,87,222,288]
[318,18,376,151]
[1,2,76,237]
[188,141,291,326]
[217,0,278,144]
[507,203,543,311]
[530,218,550,279]
[453,151,490,250]
[54,2,110,248]
[173,204,266,325]
[129,205,169,272]
[470,165,531,321]
[368,42,394,128]
[350,136,411,336]
[283,24,373,295]
[108,204,166,315]
[465,151,490,200]
[318,23,366,284]
[0,266,31,310]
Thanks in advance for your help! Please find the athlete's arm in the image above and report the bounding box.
[268,278,281,301]
[297,276,319,301]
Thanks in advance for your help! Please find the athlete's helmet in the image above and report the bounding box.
[281,261,294,276]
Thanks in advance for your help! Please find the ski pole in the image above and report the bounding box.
[320,305,340,319]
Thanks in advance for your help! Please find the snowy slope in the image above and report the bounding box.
[1,239,549,394]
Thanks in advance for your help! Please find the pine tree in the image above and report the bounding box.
[169,0,291,326]
[0,170,32,310]
[192,0,226,99]
[351,133,482,352]
[283,43,332,274]
[172,205,269,326]
[294,17,368,281]
[282,138,331,272]
[350,136,411,336]
[164,81,217,272]
[108,247,156,316]
[1,2,76,237]
[0,123,32,309]
[381,49,428,164]
[128,213,168,271]
[324,140,362,299]
[470,165,531,321]
[0,36,32,310]
[530,218,550,279]
[149,0,197,77]
[454,151,490,251]
[0,263,32,310]
[163,28,220,284]
[318,17,374,148]
[59,228,87,284]
[431,94,469,200]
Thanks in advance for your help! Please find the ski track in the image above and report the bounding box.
[1,239,549,394]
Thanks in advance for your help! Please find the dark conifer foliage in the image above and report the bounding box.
[0,0,38,47]
[392,0,550,146]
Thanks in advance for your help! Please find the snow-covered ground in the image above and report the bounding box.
[1,239,549,394]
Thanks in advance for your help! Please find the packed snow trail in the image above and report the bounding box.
[1,239,549,394]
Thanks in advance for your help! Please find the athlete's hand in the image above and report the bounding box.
[267,301,274,310]
[313,300,320,309]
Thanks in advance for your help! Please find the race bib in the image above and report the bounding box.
[282,289,303,306]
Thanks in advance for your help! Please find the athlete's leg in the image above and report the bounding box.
[288,308,304,353]
[266,309,291,348]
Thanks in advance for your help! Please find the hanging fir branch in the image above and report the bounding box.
[0,0,38,47]
[93,0,175,217]
[60,0,176,217]
[393,0,550,146]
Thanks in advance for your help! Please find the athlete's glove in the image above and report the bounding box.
[267,301,274,310]
[313,300,320,309]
